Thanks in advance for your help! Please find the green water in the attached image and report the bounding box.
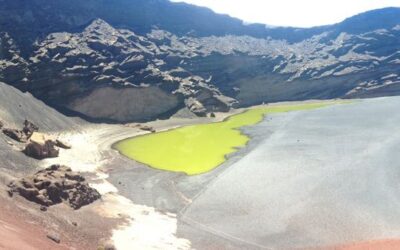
[114,102,333,175]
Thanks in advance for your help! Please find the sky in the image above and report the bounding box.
[171,0,400,27]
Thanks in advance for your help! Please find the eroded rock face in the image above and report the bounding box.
[8,165,101,209]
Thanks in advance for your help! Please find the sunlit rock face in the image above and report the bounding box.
[0,0,399,122]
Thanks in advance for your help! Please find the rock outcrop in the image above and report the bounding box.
[0,119,71,159]
[2,120,39,142]
[8,165,101,209]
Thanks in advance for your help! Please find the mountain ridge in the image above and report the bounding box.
[2,0,399,53]
[0,1,399,122]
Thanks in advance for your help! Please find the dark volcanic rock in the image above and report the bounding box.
[22,119,39,138]
[24,17,400,120]
[46,232,61,244]
[68,183,101,209]
[0,32,29,84]
[8,165,101,209]
[0,1,399,121]
[23,141,59,160]
[139,125,156,133]
[2,120,39,142]
[104,243,116,250]
[3,128,28,142]
[23,19,233,122]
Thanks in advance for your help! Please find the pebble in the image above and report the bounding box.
[47,232,61,244]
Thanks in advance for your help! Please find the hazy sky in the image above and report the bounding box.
[171,0,400,27]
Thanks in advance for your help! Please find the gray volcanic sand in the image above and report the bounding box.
[179,97,400,249]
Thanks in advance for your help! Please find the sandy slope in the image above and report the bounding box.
[181,96,400,249]
[0,82,114,249]
[0,198,71,250]
[335,240,400,250]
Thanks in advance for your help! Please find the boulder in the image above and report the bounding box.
[0,120,3,129]
[68,184,102,209]
[30,132,52,145]
[140,125,156,133]
[8,165,101,209]
[23,140,59,160]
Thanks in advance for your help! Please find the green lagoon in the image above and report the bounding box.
[114,102,334,175]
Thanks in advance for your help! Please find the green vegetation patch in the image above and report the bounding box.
[114,102,334,175]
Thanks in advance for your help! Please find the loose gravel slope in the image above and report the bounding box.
[181,96,400,249]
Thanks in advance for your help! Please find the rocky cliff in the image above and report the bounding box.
[0,0,399,122]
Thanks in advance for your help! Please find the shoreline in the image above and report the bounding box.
[37,107,244,249]
[111,99,341,175]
